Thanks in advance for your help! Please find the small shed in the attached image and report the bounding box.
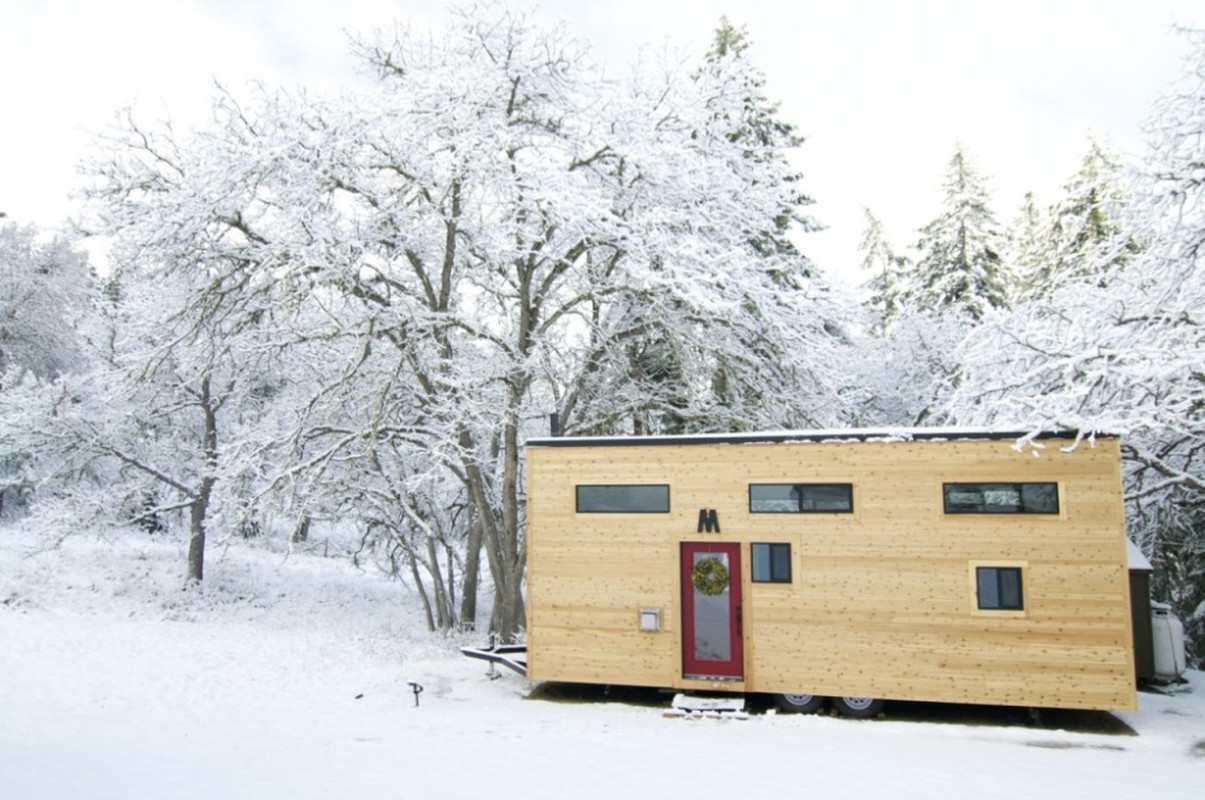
[1128,539,1155,682]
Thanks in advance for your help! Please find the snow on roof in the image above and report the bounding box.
[527,427,1115,448]
[1127,539,1154,571]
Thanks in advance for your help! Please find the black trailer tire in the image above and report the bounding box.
[772,693,826,714]
[831,696,884,718]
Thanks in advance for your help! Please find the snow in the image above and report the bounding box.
[527,426,1098,447]
[1128,538,1154,571]
[2,526,1202,799]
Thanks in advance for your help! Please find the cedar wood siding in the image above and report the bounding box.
[524,433,1135,711]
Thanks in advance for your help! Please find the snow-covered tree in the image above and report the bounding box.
[953,35,1205,484]
[703,17,820,267]
[0,218,93,517]
[906,146,1009,320]
[0,220,91,383]
[3,102,305,582]
[846,210,966,428]
[594,16,839,436]
[5,259,288,582]
[859,208,911,331]
[1020,138,1139,299]
[1003,191,1046,301]
[843,309,968,428]
[65,5,851,639]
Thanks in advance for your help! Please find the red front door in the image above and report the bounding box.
[680,542,743,680]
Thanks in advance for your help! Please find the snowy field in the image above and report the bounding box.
[1,526,1201,800]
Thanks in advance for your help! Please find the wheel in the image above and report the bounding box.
[772,692,826,714]
[831,696,884,718]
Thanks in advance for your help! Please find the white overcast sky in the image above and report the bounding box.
[2,0,1203,284]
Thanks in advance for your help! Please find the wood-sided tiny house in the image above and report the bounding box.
[523,429,1136,714]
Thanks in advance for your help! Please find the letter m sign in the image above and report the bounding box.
[696,508,721,533]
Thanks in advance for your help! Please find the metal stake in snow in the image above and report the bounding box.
[408,682,424,707]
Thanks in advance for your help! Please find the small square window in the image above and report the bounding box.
[976,566,1024,610]
[751,543,792,583]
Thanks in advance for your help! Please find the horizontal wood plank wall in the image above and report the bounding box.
[525,437,1135,710]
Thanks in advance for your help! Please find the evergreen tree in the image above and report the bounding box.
[1032,137,1138,296]
[708,14,747,58]
[906,146,1009,320]
[859,208,910,331]
[614,17,843,435]
[702,16,820,272]
[1004,191,1047,302]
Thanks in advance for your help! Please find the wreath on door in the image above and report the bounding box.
[691,557,729,596]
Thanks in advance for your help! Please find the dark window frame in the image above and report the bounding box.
[575,484,670,514]
[976,566,1025,610]
[749,483,854,514]
[751,543,792,583]
[943,482,1059,515]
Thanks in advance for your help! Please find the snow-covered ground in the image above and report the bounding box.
[1,526,1201,799]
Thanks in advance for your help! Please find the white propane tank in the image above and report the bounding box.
[1150,602,1187,682]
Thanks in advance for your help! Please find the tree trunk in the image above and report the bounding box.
[292,515,311,544]
[425,537,454,630]
[467,484,524,641]
[458,421,524,641]
[489,567,526,640]
[410,556,436,632]
[187,496,206,582]
[488,445,526,640]
[494,384,529,639]
[445,541,457,623]
[459,515,482,631]
[188,374,219,583]
[468,479,525,641]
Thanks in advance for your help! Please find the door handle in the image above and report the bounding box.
[736,603,743,637]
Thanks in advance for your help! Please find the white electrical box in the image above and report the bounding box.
[639,608,661,632]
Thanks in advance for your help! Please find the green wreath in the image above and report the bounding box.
[692,557,729,596]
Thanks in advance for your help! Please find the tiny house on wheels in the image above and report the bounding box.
[522,429,1137,715]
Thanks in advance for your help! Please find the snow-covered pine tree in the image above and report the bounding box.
[1004,191,1047,302]
[595,16,845,436]
[859,208,910,332]
[907,145,1009,321]
[692,17,846,431]
[1026,137,1139,298]
[702,17,821,268]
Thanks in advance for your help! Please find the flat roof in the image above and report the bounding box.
[527,427,1115,448]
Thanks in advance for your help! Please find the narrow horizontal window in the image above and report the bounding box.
[750,483,853,513]
[976,566,1024,610]
[576,484,669,513]
[943,483,1058,514]
[751,543,792,583]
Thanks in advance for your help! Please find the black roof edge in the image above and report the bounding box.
[526,428,1118,448]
